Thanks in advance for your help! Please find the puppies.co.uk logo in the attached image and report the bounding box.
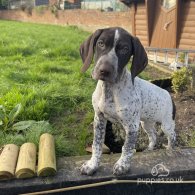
[151,163,170,177]
[137,162,183,184]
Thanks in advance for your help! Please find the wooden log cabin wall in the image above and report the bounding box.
[178,0,195,50]
[131,1,149,46]
[121,0,195,59]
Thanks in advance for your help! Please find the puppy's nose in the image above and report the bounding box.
[100,69,110,76]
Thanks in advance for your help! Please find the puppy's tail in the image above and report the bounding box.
[171,98,176,120]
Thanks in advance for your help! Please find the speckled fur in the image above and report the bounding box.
[80,28,176,176]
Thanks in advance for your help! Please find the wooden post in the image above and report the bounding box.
[0,144,19,180]
[15,143,36,179]
[191,66,195,89]
[38,133,56,177]
[184,52,189,66]
[164,51,168,64]
[175,52,179,62]
[154,51,157,63]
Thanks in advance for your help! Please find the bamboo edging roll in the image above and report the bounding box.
[0,144,19,180]
[15,143,37,179]
[37,133,56,177]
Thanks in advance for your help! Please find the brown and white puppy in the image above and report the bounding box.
[80,27,176,175]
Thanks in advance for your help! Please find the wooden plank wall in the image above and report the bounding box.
[134,1,148,46]
[178,0,195,50]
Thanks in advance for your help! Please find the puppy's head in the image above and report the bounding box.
[80,27,148,84]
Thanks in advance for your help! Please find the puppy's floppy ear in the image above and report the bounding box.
[80,29,103,73]
[131,37,148,84]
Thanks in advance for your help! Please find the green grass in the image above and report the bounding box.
[0,20,170,156]
[0,20,95,156]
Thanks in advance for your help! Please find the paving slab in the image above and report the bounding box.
[1,148,195,195]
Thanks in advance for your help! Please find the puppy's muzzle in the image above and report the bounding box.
[99,67,111,77]
[98,63,113,80]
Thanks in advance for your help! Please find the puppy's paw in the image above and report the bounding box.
[163,144,174,151]
[80,160,98,175]
[113,160,130,175]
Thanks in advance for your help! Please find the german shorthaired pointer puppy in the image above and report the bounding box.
[79,27,176,176]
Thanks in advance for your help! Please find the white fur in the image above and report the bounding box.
[114,29,120,45]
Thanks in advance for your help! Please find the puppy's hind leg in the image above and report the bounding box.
[161,119,176,150]
[141,121,157,151]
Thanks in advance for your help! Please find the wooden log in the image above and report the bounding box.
[183,21,195,27]
[180,32,195,40]
[134,35,148,41]
[183,7,195,15]
[181,27,195,34]
[135,20,147,26]
[178,44,195,50]
[136,9,146,14]
[183,14,195,21]
[135,14,146,20]
[0,144,19,180]
[139,40,148,46]
[135,30,147,36]
[136,25,147,31]
[37,133,56,177]
[15,143,36,179]
[180,38,195,46]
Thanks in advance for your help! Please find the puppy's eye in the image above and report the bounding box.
[97,40,105,48]
[120,46,129,55]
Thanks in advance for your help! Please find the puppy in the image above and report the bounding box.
[79,27,176,175]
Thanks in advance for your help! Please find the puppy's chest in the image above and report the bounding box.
[97,91,122,122]
[98,99,117,122]
[98,95,114,113]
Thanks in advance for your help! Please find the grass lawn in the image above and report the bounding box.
[0,20,170,156]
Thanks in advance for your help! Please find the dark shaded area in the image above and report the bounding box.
[5,183,195,195]
[151,78,172,89]
[120,0,139,6]
[0,5,6,10]
[35,0,49,6]
[2,181,195,195]
[105,121,123,153]
[64,1,81,9]
[38,183,195,195]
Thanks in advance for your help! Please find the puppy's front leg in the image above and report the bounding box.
[80,112,106,175]
[113,119,139,175]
